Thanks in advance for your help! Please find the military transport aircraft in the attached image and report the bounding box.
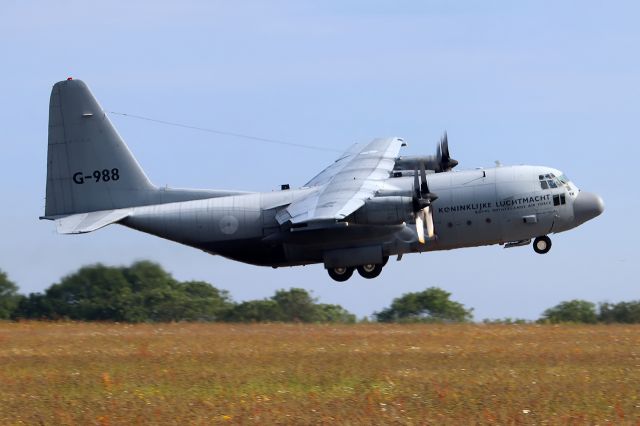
[42,79,605,281]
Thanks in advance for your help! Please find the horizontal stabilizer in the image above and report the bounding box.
[55,209,132,234]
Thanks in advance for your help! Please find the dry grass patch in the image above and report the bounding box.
[0,322,638,424]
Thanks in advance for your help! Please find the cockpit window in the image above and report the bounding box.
[558,174,570,184]
[539,173,563,190]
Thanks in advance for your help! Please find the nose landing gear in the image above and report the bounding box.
[533,236,552,254]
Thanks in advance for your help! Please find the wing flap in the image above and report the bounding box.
[55,208,132,234]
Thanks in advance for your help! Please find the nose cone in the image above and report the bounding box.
[573,191,605,226]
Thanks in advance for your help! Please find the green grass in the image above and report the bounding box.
[0,322,638,424]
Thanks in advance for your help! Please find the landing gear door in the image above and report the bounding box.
[535,205,555,235]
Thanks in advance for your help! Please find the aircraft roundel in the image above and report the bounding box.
[219,215,239,235]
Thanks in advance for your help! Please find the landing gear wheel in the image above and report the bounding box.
[328,266,354,282]
[357,263,384,279]
[533,236,552,254]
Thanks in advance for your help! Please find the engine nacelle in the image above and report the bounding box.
[394,155,441,172]
[351,196,414,225]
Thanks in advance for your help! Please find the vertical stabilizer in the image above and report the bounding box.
[45,79,157,216]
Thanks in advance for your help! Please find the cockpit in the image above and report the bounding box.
[538,173,570,190]
[538,172,574,207]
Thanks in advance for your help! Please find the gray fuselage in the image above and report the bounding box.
[121,164,597,268]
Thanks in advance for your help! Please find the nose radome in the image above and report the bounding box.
[573,191,605,226]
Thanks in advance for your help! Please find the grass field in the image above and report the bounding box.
[0,322,638,425]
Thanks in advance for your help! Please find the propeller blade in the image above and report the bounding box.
[413,166,420,198]
[419,162,428,196]
[441,132,449,159]
[416,213,425,244]
[425,205,435,239]
[439,131,458,171]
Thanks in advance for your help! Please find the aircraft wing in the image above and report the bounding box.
[304,143,361,187]
[276,137,405,225]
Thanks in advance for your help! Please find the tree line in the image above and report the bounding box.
[0,262,638,324]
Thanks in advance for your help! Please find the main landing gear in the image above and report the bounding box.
[328,256,389,282]
[357,263,384,279]
[327,266,354,282]
[533,236,552,254]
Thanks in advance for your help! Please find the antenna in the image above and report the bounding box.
[107,111,342,153]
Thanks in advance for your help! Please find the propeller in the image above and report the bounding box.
[413,162,438,244]
[437,132,458,172]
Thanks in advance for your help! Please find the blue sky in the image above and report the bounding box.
[1,1,638,320]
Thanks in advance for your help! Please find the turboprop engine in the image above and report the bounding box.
[394,132,458,173]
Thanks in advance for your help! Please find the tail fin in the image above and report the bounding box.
[44,79,156,217]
